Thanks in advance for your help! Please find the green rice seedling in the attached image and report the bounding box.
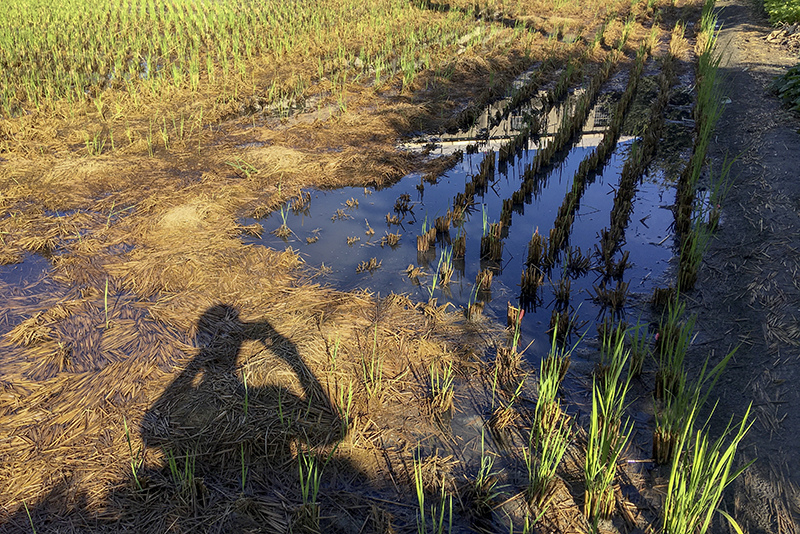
[534,340,564,441]
[336,379,354,436]
[413,448,453,534]
[272,204,292,240]
[361,324,383,401]
[225,158,259,180]
[480,222,504,262]
[438,246,454,286]
[508,305,525,354]
[165,447,201,505]
[22,500,37,534]
[584,337,633,522]
[678,215,713,291]
[591,20,608,49]
[663,403,753,534]
[85,131,106,156]
[618,15,636,50]
[430,359,455,416]
[431,481,453,534]
[656,297,697,400]
[654,348,736,464]
[627,321,649,378]
[414,449,427,534]
[470,428,501,525]
[704,152,736,231]
[297,447,324,530]
[584,376,632,522]
[123,416,144,491]
[427,250,445,299]
[524,416,572,509]
[465,279,485,321]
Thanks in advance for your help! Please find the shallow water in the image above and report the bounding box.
[0,253,51,289]
[242,90,677,361]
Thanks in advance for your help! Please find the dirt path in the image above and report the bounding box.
[689,0,800,531]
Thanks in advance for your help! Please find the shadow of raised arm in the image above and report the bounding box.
[141,304,343,460]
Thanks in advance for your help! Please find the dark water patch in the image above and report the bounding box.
[0,253,51,289]
[0,253,56,339]
[242,140,674,363]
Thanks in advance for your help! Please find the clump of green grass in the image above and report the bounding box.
[467,429,502,527]
[297,446,325,530]
[655,297,696,401]
[678,214,713,291]
[534,325,577,441]
[413,449,453,534]
[361,324,384,402]
[429,359,455,416]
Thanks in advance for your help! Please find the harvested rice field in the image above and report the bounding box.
[2,0,800,532]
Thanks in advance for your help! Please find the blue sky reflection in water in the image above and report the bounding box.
[242,104,676,361]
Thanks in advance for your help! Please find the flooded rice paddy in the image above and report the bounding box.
[243,86,680,362]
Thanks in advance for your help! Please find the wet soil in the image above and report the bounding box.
[678,0,800,531]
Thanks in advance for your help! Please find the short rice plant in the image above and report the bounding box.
[361,324,383,401]
[469,429,501,526]
[123,416,144,490]
[335,378,355,437]
[413,449,453,534]
[524,416,572,509]
[678,215,713,291]
[663,403,753,534]
[429,359,455,416]
[704,152,736,231]
[653,348,735,465]
[584,337,632,522]
[656,299,697,401]
[164,447,202,507]
[533,333,570,442]
[297,446,325,530]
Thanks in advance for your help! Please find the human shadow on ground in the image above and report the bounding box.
[2,304,376,533]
